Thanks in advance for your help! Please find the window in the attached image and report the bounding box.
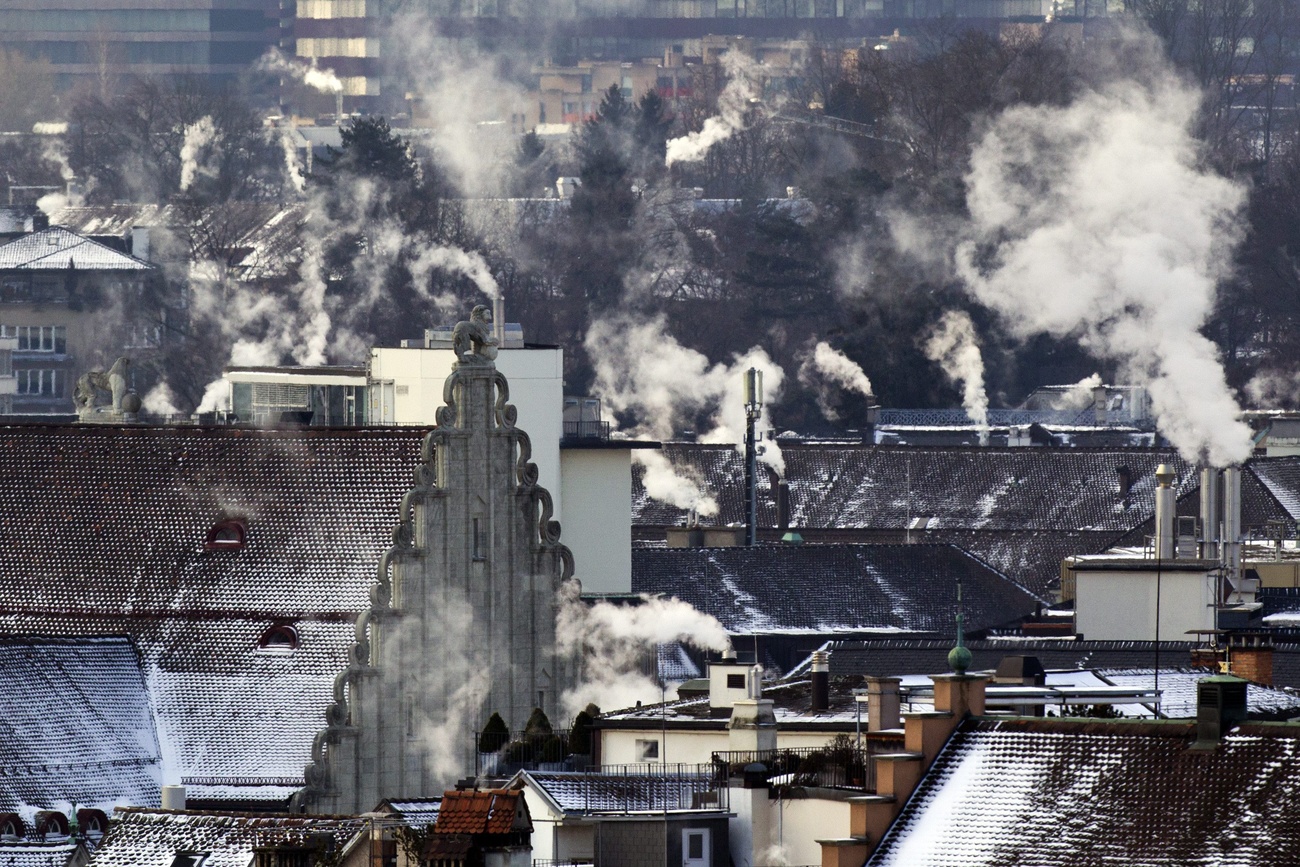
[204,519,247,551]
[472,517,487,561]
[170,853,210,867]
[2,325,66,353]
[0,814,24,836]
[258,624,298,651]
[726,673,745,689]
[0,276,31,302]
[16,368,62,396]
[636,738,659,761]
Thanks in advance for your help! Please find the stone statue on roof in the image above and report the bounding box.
[451,305,499,365]
[75,356,141,422]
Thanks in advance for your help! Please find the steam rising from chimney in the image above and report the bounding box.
[633,450,719,517]
[587,315,786,479]
[556,582,731,716]
[179,117,219,192]
[408,245,500,301]
[954,34,1252,465]
[666,50,762,167]
[924,310,990,445]
[799,341,873,420]
[1054,373,1102,410]
[257,49,344,95]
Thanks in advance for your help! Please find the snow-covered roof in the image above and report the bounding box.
[631,544,1036,635]
[1096,668,1300,719]
[0,840,82,867]
[0,637,160,818]
[380,799,442,830]
[515,771,723,815]
[0,424,427,801]
[90,809,365,867]
[0,227,150,271]
[867,718,1300,866]
[1249,457,1300,521]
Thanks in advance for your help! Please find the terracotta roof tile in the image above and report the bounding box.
[433,791,525,836]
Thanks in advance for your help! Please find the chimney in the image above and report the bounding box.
[161,785,186,810]
[1191,675,1248,749]
[1223,466,1242,589]
[492,295,505,346]
[1199,467,1221,559]
[865,676,901,732]
[1229,634,1273,686]
[810,650,830,712]
[1154,463,1176,560]
[1116,465,1133,499]
[728,698,777,753]
[131,225,150,262]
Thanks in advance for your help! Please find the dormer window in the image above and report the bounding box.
[204,519,247,551]
[0,814,24,837]
[34,811,69,837]
[258,624,298,652]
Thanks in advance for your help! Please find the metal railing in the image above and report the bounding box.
[712,742,900,793]
[563,420,611,440]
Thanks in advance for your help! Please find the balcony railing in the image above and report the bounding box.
[563,420,610,440]
[712,741,902,793]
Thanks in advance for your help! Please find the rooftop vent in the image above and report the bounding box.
[1192,675,1248,749]
[258,624,299,652]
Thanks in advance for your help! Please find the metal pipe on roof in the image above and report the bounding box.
[1154,464,1176,560]
[1200,467,1221,560]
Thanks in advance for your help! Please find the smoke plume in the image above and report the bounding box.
[587,314,786,475]
[633,450,719,518]
[256,49,344,94]
[1053,373,1102,411]
[924,311,990,445]
[666,50,762,167]
[408,245,500,301]
[954,37,1252,465]
[143,382,180,416]
[556,582,731,716]
[179,117,219,192]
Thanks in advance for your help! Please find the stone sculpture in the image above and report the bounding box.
[451,305,499,364]
[74,356,131,413]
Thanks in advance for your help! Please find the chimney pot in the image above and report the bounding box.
[161,785,186,810]
[810,650,830,712]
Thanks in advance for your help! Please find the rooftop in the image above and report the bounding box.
[432,790,527,836]
[0,226,151,271]
[631,544,1036,635]
[868,718,1300,866]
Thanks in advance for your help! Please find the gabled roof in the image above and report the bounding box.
[0,636,160,817]
[631,545,1036,635]
[867,718,1300,866]
[1248,456,1300,521]
[0,424,426,800]
[433,791,529,836]
[89,809,365,867]
[0,227,151,271]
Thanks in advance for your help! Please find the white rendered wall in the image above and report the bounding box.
[600,728,848,766]
[560,449,633,593]
[370,346,563,518]
[1075,567,1217,641]
[773,797,851,867]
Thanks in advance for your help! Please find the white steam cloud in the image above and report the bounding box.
[179,116,219,192]
[557,583,731,716]
[1247,369,1300,407]
[257,48,344,94]
[633,450,719,518]
[1053,373,1103,411]
[587,314,786,477]
[142,382,180,416]
[798,342,874,422]
[954,38,1252,466]
[408,245,500,301]
[924,310,990,446]
[666,50,761,167]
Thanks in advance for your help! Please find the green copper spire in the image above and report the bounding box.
[948,578,971,675]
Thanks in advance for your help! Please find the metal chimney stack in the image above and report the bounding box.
[1154,464,1176,560]
[743,368,763,547]
[492,295,505,346]
[1223,466,1242,589]
[810,650,830,712]
[1200,467,1221,560]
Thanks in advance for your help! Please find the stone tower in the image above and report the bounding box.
[299,319,574,812]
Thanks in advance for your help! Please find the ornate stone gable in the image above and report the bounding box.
[300,354,574,813]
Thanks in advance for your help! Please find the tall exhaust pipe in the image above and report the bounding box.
[743,368,763,547]
[1200,467,1221,560]
[1154,464,1176,560]
[1223,466,1242,590]
[492,295,505,346]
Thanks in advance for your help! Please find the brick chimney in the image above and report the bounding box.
[1229,634,1273,685]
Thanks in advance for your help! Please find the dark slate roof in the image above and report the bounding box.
[824,638,1300,683]
[631,545,1036,635]
[0,637,160,817]
[633,444,1198,532]
[867,718,1300,866]
[0,425,427,800]
[518,771,723,814]
[381,799,442,830]
[89,809,366,867]
[1248,457,1300,521]
[0,227,151,271]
